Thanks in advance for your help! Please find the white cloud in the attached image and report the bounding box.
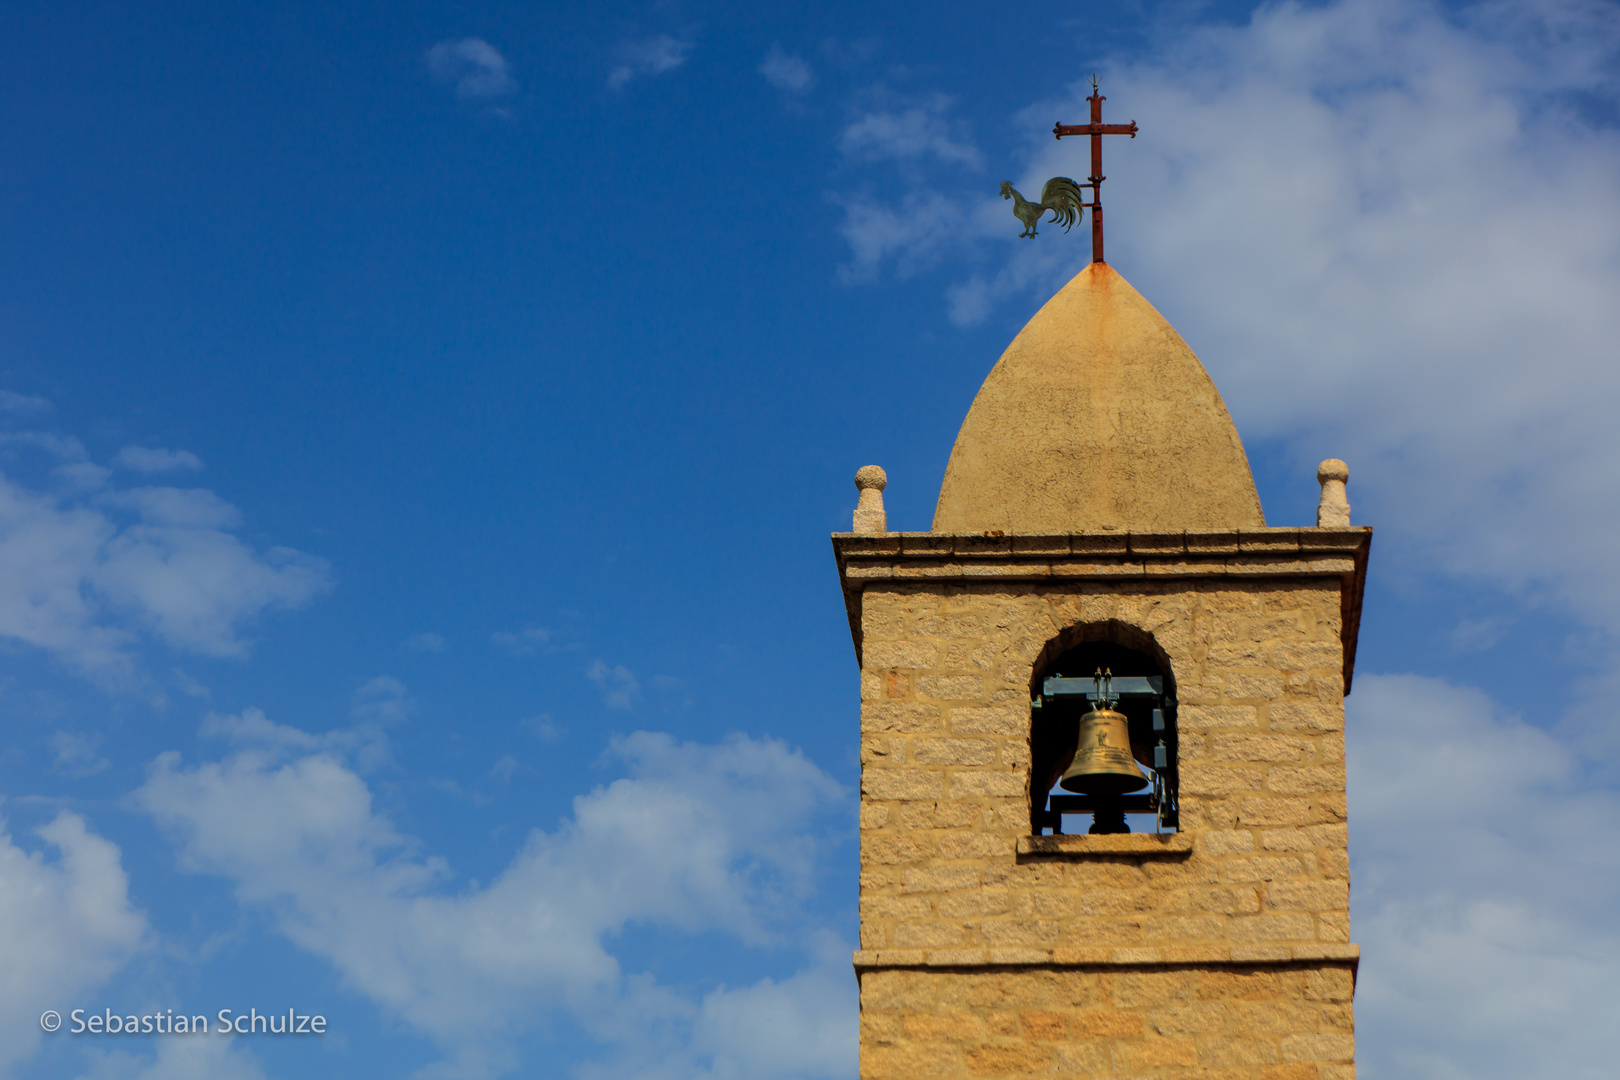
[200,706,321,750]
[55,461,113,491]
[839,92,980,168]
[491,626,551,656]
[1348,674,1620,1078]
[686,935,856,1080]
[73,1033,269,1080]
[93,489,329,660]
[0,469,330,679]
[608,34,694,91]
[199,704,392,777]
[1449,614,1510,653]
[571,937,856,1080]
[0,390,52,414]
[0,475,132,675]
[114,447,203,474]
[0,813,146,1075]
[53,730,110,776]
[426,38,518,100]
[170,667,210,699]
[101,487,239,530]
[524,714,566,743]
[196,684,409,775]
[136,724,850,1079]
[352,674,413,725]
[586,660,639,709]
[832,190,973,282]
[759,46,814,94]
[0,431,89,460]
[406,631,448,652]
[829,90,990,278]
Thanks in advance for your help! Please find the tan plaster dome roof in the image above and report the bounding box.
[933,262,1265,533]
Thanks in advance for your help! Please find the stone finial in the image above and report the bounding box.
[1316,459,1350,527]
[853,466,888,534]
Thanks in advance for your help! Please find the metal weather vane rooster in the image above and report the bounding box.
[999,178,1086,239]
[1003,75,1138,264]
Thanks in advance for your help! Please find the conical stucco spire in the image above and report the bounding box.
[933,262,1263,533]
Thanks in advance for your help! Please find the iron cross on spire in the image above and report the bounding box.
[1053,76,1138,264]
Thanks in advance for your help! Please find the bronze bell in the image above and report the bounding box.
[1059,704,1149,795]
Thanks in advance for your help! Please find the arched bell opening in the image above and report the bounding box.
[1028,621,1179,835]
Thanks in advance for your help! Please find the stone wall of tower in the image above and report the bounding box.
[858,577,1351,960]
[836,529,1370,1080]
[861,966,1355,1080]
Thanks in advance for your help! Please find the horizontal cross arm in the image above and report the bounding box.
[1052,121,1139,139]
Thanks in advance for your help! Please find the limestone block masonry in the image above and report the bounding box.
[834,527,1371,1080]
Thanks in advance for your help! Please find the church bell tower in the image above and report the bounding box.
[833,260,1369,1079]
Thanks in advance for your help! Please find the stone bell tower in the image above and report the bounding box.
[833,262,1369,1079]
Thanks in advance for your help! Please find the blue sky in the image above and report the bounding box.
[2,0,1619,1077]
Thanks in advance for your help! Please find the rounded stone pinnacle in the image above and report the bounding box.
[855,465,887,491]
[1317,459,1349,484]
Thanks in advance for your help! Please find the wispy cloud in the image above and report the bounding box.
[492,626,551,657]
[135,724,850,1078]
[51,730,110,777]
[115,446,203,474]
[0,390,52,415]
[0,431,88,460]
[198,699,396,776]
[0,466,330,681]
[199,706,322,751]
[351,675,413,727]
[93,488,329,661]
[171,667,210,698]
[586,660,639,710]
[74,1036,268,1080]
[830,189,972,283]
[759,45,814,94]
[524,714,566,743]
[839,90,980,168]
[405,631,448,653]
[608,34,693,91]
[828,87,988,282]
[426,38,518,100]
[1450,614,1510,654]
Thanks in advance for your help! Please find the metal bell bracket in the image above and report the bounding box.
[1039,673,1166,703]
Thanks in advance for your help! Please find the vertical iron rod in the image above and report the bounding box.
[1089,88,1104,264]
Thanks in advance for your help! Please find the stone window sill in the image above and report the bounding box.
[1017,833,1192,857]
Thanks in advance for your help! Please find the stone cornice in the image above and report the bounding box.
[851,942,1360,973]
[831,527,1372,693]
